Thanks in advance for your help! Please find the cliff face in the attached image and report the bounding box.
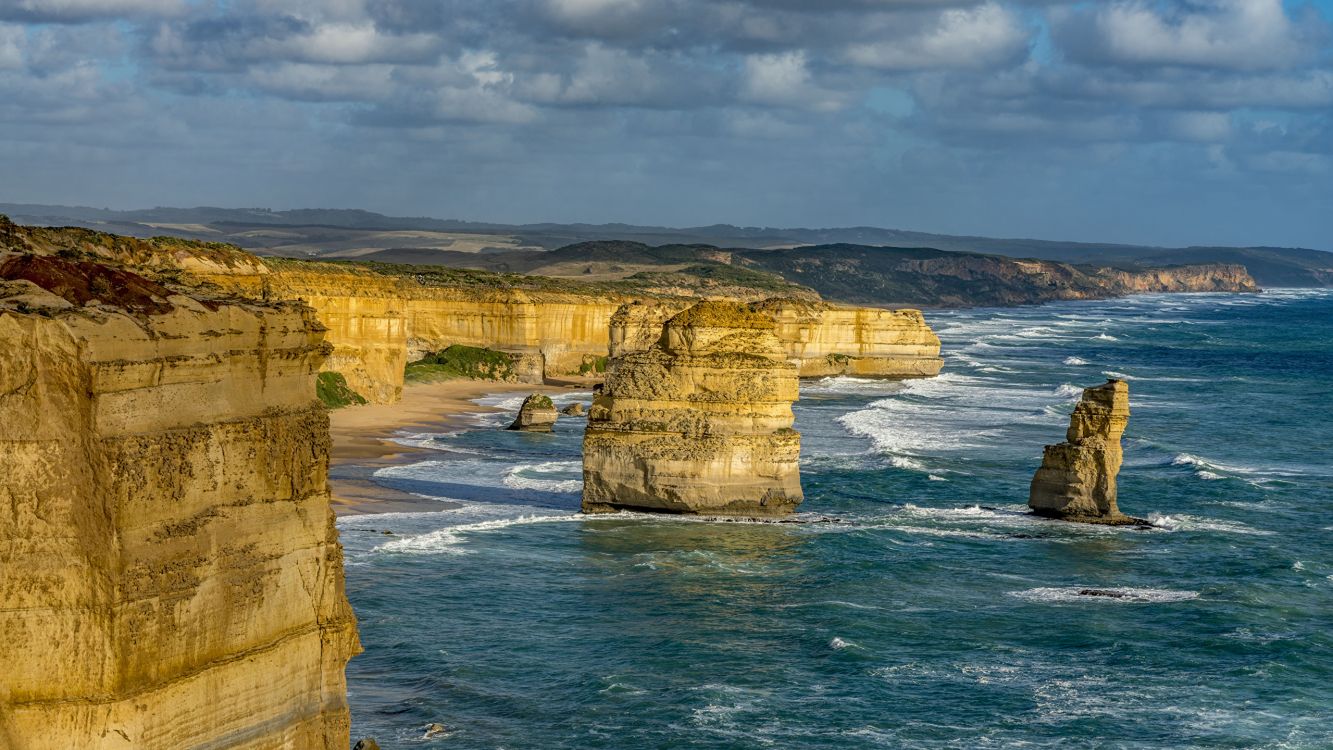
[2,221,946,406]
[1094,264,1260,294]
[611,299,944,378]
[0,255,359,749]
[582,301,803,517]
[740,245,1262,307]
[1029,379,1139,525]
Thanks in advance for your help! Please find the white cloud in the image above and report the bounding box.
[1054,0,1328,71]
[844,3,1029,71]
[0,24,23,69]
[741,51,844,111]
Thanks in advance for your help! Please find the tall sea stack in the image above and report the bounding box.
[1029,379,1142,524]
[582,301,802,516]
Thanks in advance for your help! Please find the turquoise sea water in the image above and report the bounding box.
[339,290,1333,749]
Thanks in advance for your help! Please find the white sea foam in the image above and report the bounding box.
[502,460,583,493]
[928,475,947,482]
[1054,383,1085,399]
[1147,513,1273,536]
[1170,452,1299,486]
[1063,356,1089,366]
[376,513,582,554]
[800,376,906,396]
[837,371,1045,467]
[829,637,855,650]
[889,456,928,472]
[1102,370,1135,380]
[1093,333,1117,341]
[1009,587,1199,604]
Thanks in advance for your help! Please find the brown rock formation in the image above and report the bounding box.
[1029,379,1143,525]
[582,301,802,516]
[0,254,359,748]
[507,394,559,432]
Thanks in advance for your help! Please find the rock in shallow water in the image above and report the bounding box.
[507,393,558,432]
[561,401,585,416]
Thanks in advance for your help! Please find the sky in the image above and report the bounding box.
[1,0,1332,249]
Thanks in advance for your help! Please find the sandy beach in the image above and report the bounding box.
[328,378,591,515]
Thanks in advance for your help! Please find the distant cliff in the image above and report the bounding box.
[735,245,1261,307]
[0,244,358,748]
[9,203,1326,288]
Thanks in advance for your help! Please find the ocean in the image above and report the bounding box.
[338,289,1333,749]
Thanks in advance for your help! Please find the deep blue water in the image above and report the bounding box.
[340,290,1333,749]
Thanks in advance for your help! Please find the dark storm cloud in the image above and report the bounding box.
[0,0,1331,248]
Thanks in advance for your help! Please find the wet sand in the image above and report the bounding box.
[328,378,591,515]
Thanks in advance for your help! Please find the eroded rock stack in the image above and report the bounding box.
[0,252,359,749]
[507,393,559,432]
[1029,379,1142,524]
[582,301,802,516]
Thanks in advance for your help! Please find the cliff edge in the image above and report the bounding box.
[0,250,359,748]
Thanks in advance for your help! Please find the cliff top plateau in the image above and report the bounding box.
[0,213,1278,308]
[4,202,1327,288]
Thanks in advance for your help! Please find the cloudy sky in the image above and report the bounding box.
[2,0,1331,248]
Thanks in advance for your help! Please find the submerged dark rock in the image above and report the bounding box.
[1077,589,1129,599]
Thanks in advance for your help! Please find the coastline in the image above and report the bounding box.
[328,378,592,516]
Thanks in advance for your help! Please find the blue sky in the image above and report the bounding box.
[2,0,1332,249]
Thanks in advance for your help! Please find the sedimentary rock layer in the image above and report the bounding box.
[582,301,802,516]
[1029,379,1140,525]
[0,255,358,749]
[611,299,943,378]
[0,219,945,404]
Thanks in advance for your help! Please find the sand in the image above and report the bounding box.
[328,378,590,515]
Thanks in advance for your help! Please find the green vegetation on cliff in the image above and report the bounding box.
[406,345,517,382]
[578,355,608,376]
[316,371,368,408]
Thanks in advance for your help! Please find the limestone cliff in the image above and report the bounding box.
[582,301,802,516]
[1029,379,1141,525]
[1093,264,1260,294]
[610,299,943,378]
[1,220,945,405]
[0,253,359,748]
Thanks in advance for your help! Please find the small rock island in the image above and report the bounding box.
[1030,378,1145,525]
[507,393,559,432]
[582,301,803,516]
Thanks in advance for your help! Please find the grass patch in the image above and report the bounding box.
[524,394,555,410]
[578,355,608,375]
[316,371,367,409]
[406,344,517,382]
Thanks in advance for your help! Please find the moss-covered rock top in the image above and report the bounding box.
[405,345,517,382]
[666,301,776,331]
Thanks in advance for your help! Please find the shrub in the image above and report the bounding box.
[316,371,368,409]
[405,344,517,382]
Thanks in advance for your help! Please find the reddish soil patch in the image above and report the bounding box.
[0,254,176,314]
